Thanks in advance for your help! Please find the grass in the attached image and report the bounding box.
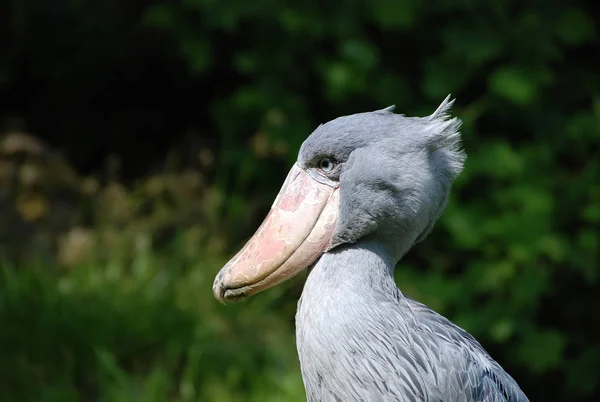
[0,236,306,402]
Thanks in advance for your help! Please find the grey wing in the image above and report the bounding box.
[307,297,530,402]
[405,298,530,402]
[471,365,530,402]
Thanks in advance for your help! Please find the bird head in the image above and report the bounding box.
[213,96,465,303]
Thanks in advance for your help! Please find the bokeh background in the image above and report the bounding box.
[1,1,599,401]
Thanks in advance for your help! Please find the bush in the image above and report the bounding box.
[0,238,305,401]
[0,0,598,401]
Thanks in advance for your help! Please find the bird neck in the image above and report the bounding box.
[301,240,403,306]
[295,240,408,395]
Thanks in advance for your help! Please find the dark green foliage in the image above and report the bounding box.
[0,247,306,401]
[0,0,599,401]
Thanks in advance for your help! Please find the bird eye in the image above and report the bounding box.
[318,157,335,173]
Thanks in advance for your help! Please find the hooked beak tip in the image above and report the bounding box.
[212,273,228,304]
[214,272,251,304]
[212,286,225,305]
[214,280,252,304]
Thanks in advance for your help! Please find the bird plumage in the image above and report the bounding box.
[214,96,529,401]
[294,98,528,401]
[297,243,528,402]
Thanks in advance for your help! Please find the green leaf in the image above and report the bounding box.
[180,37,211,74]
[341,40,379,71]
[370,0,418,29]
[142,4,176,29]
[556,9,596,45]
[518,329,566,373]
[490,318,515,343]
[489,67,537,105]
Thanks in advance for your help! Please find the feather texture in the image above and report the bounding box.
[297,244,529,402]
[293,97,528,401]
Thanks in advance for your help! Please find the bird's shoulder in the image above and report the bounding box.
[340,295,529,401]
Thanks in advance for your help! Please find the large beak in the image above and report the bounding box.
[213,163,339,303]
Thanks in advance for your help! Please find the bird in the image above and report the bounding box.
[213,96,529,402]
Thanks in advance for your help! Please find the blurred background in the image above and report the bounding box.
[0,1,598,401]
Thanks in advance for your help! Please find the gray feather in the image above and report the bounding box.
[293,97,528,401]
[297,244,529,402]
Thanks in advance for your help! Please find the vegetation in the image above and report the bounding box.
[0,0,598,401]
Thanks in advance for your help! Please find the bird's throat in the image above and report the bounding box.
[295,241,403,400]
[299,242,398,309]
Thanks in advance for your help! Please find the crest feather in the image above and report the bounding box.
[424,95,465,179]
[425,95,462,149]
[375,105,396,114]
[428,94,455,121]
